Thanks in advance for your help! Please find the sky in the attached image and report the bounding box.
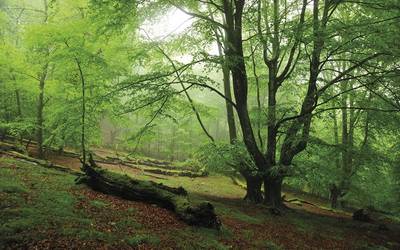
[141,8,193,40]
[139,6,224,108]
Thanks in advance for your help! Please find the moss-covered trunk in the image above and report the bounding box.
[80,155,221,230]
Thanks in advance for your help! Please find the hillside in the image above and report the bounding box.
[1,147,399,249]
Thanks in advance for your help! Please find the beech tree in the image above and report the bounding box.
[83,0,399,210]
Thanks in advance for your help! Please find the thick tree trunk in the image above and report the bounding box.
[243,174,263,203]
[264,176,283,209]
[222,2,268,206]
[81,155,221,229]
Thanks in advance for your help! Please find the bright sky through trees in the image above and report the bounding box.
[141,8,193,40]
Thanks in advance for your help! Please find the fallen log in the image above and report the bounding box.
[0,150,81,176]
[0,141,26,154]
[136,159,199,172]
[144,168,208,178]
[80,155,221,229]
[94,155,208,178]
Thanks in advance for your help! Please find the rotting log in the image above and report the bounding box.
[80,155,221,229]
[0,150,81,176]
[144,168,208,178]
[92,153,208,178]
[0,141,26,154]
[135,159,200,172]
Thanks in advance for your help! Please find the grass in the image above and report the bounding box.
[0,155,398,249]
[170,227,230,250]
[0,158,129,246]
[263,241,283,250]
[89,199,109,208]
[125,234,160,247]
[287,210,345,237]
[213,200,265,224]
[0,158,93,245]
[0,156,235,249]
[116,218,143,230]
[63,227,114,241]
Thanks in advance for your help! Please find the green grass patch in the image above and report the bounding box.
[169,227,230,250]
[125,234,160,247]
[263,241,283,250]
[63,227,115,242]
[0,157,157,248]
[287,212,345,240]
[0,180,28,194]
[0,158,91,245]
[116,218,142,230]
[213,201,264,224]
[89,199,109,208]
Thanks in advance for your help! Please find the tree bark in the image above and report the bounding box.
[330,184,340,209]
[243,174,263,203]
[15,89,22,118]
[275,0,331,207]
[208,7,237,144]
[330,109,341,208]
[36,68,47,159]
[264,176,283,208]
[36,0,49,159]
[223,68,237,144]
[223,0,267,179]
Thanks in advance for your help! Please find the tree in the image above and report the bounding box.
[86,0,399,209]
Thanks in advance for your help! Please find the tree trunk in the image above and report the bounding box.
[330,184,340,209]
[15,89,22,118]
[264,176,283,209]
[35,0,50,159]
[36,76,45,159]
[243,174,263,203]
[223,67,237,144]
[81,155,221,229]
[209,7,237,144]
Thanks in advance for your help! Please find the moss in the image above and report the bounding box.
[0,158,91,245]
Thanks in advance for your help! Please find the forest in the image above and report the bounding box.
[0,0,399,249]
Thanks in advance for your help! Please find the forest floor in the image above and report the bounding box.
[1,144,400,249]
